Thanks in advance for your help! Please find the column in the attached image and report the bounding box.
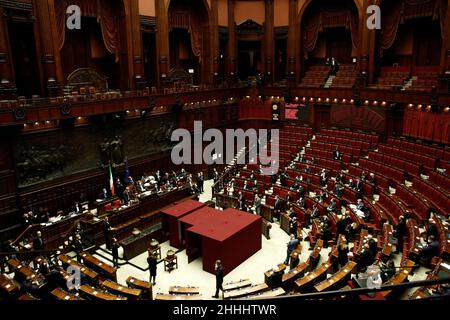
[227,0,237,79]
[33,0,63,96]
[264,0,274,83]
[287,0,298,83]
[155,0,170,87]
[128,0,145,89]
[0,6,16,97]
[210,0,220,84]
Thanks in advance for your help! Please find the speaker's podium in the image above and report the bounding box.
[180,207,262,275]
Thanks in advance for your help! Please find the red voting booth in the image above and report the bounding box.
[161,200,206,249]
[180,206,261,275]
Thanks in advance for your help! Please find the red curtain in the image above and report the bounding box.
[55,0,67,51]
[380,1,403,52]
[54,0,119,62]
[403,110,450,144]
[97,0,119,63]
[189,13,203,62]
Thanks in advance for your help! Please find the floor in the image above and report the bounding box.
[87,178,429,300]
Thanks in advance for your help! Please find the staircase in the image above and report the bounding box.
[402,77,416,91]
[324,75,336,88]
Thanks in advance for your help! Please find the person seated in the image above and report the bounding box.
[356,199,365,212]
[333,182,344,198]
[136,180,146,193]
[327,199,338,212]
[357,244,375,272]
[297,185,306,198]
[332,147,342,160]
[295,174,304,183]
[360,171,367,181]
[379,260,396,283]
[304,165,311,173]
[252,180,259,192]
[100,188,109,200]
[424,219,438,242]
[297,197,305,208]
[286,192,293,205]
[290,181,300,191]
[348,179,356,189]
[243,180,250,190]
[419,235,440,268]
[310,204,320,220]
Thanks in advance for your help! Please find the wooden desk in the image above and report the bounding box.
[169,286,200,295]
[18,293,39,300]
[223,279,252,292]
[241,287,286,299]
[79,284,127,301]
[381,224,394,260]
[57,255,98,282]
[102,280,142,299]
[309,239,324,269]
[0,274,19,297]
[126,277,152,299]
[264,263,286,284]
[51,288,84,300]
[381,259,415,298]
[314,261,357,292]
[224,283,269,299]
[295,263,331,292]
[7,259,45,285]
[280,213,291,234]
[155,293,202,300]
[81,253,117,281]
[282,262,309,288]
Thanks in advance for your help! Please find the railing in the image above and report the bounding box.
[211,131,269,198]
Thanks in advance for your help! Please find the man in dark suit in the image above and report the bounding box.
[103,217,113,250]
[254,194,262,215]
[327,198,338,212]
[111,238,120,268]
[72,234,84,262]
[297,185,306,198]
[286,192,292,206]
[355,179,364,197]
[297,197,305,208]
[147,253,158,285]
[332,148,342,160]
[100,188,109,200]
[273,195,283,219]
[424,219,438,242]
[311,204,320,220]
[419,235,440,268]
[285,234,300,266]
[32,231,45,251]
[394,216,407,254]
[212,260,224,298]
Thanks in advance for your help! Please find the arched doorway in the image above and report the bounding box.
[301,0,359,68]
[376,0,448,76]
[168,0,210,85]
[57,0,127,91]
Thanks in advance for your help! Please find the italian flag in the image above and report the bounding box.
[109,163,115,195]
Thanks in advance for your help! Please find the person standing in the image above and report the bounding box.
[147,253,157,285]
[212,260,224,299]
[394,216,407,254]
[103,217,113,250]
[254,194,262,215]
[285,234,300,266]
[111,238,119,268]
